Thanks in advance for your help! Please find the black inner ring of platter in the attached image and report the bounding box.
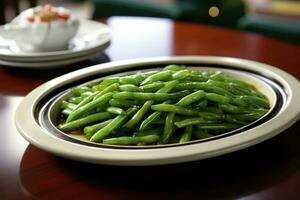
[35,63,287,149]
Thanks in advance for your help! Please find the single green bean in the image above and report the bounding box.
[90,107,138,142]
[172,69,190,80]
[151,104,223,120]
[113,90,189,101]
[196,123,242,130]
[175,118,215,128]
[62,108,72,115]
[139,111,162,131]
[141,70,172,85]
[231,112,267,121]
[163,64,185,71]
[61,101,77,110]
[72,86,92,96]
[133,127,163,137]
[100,77,120,86]
[140,82,165,92]
[219,104,268,114]
[68,97,84,104]
[210,72,252,89]
[179,126,193,143]
[94,83,120,99]
[177,90,205,106]
[231,96,269,108]
[59,112,113,131]
[174,82,233,96]
[106,106,125,115]
[205,93,231,104]
[103,135,160,145]
[160,112,175,144]
[66,92,113,123]
[119,84,141,92]
[124,100,153,128]
[74,91,99,110]
[83,119,113,139]
[109,99,143,108]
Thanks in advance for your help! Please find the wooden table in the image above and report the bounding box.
[1,17,300,199]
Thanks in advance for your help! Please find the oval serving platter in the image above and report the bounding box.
[15,56,300,166]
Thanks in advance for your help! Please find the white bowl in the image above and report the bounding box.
[1,6,79,52]
[15,56,300,166]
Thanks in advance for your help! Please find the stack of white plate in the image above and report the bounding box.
[0,19,110,68]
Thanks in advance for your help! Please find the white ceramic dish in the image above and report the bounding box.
[0,45,108,68]
[1,6,79,52]
[15,56,300,166]
[0,19,110,63]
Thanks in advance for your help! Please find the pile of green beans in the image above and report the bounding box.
[57,65,270,146]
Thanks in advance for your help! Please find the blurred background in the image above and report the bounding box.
[1,0,300,45]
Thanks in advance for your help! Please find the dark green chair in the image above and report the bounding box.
[238,14,300,45]
[92,0,245,28]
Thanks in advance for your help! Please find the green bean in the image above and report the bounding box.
[119,74,146,85]
[72,86,92,96]
[175,82,233,96]
[179,126,193,143]
[68,97,84,104]
[223,115,247,125]
[231,112,267,121]
[113,90,189,101]
[157,80,179,93]
[172,69,190,80]
[103,135,160,145]
[196,123,242,130]
[90,107,138,142]
[61,101,77,110]
[80,91,94,98]
[106,106,125,115]
[139,100,173,131]
[231,96,269,108]
[83,119,113,139]
[140,82,165,92]
[139,111,162,131]
[59,112,113,131]
[141,70,172,85]
[207,80,264,98]
[66,92,113,123]
[99,77,120,86]
[74,91,99,110]
[124,101,153,128]
[137,80,178,130]
[109,99,143,108]
[94,83,120,99]
[185,74,207,82]
[163,64,185,71]
[175,118,215,128]
[205,93,231,104]
[177,90,205,106]
[219,104,268,114]
[133,127,163,137]
[210,72,252,89]
[151,104,223,120]
[160,112,175,144]
[119,84,141,92]
[62,108,72,116]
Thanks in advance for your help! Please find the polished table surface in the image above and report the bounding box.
[1,17,300,200]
